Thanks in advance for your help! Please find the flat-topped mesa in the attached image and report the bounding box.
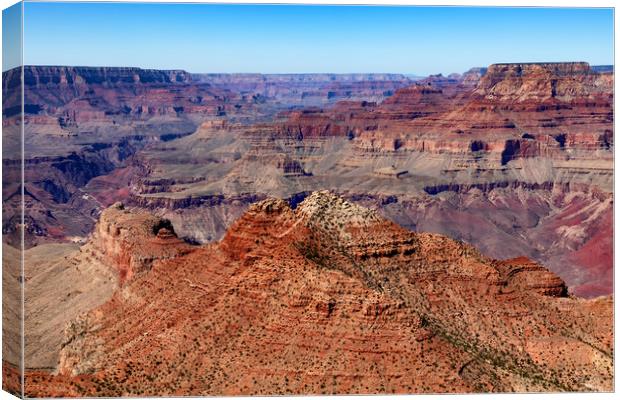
[86,202,193,283]
[14,65,193,88]
[474,61,612,102]
[3,66,193,108]
[487,61,591,74]
[3,65,258,124]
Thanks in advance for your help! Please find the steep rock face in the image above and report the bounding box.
[5,66,191,90]
[459,67,488,88]
[4,66,215,119]
[269,62,612,157]
[380,85,453,117]
[414,67,486,97]
[272,106,368,139]
[2,67,415,248]
[24,192,612,396]
[129,111,612,297]
[475,62,612,103]
[375,183,612,298]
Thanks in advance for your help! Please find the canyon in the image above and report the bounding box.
[128,61,613,297]
[10,192,614,396]
[2,61,614,395]
[2,67,412,247]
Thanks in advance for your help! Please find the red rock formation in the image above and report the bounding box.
[2,66,416,249]
[269,62,613,158]
[3,66,249,124]
[86,202,193,283]
[22,192,613,396]
[493,256,567,297]
[474,62,612,103]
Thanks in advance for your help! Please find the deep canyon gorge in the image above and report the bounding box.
[2,61,614,395]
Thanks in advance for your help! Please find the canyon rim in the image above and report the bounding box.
[1,2,615,397]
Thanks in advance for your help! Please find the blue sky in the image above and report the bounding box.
[7,3,615,74]
[2,2,21,71]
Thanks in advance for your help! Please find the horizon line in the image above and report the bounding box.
[3,61,615,75]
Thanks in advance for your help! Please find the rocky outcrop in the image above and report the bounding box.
[3,67,413,124]
[126,91,612,296]
[474,62,612,103]
[2,66,416,249]
[269,62,613,157]
[2,66,264,126]
[494,256,567,297]
[22,192,612,396]
[86,202,193,283]
[5,66,191,90]
[57,313,107,376]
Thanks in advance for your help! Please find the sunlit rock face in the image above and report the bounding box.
[2,61,613,396]
[125,63,612,297]
[19,193,612,396]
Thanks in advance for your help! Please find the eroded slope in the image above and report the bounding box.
[24,192,613,396]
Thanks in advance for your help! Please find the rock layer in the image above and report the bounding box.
[23,192,613,396]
